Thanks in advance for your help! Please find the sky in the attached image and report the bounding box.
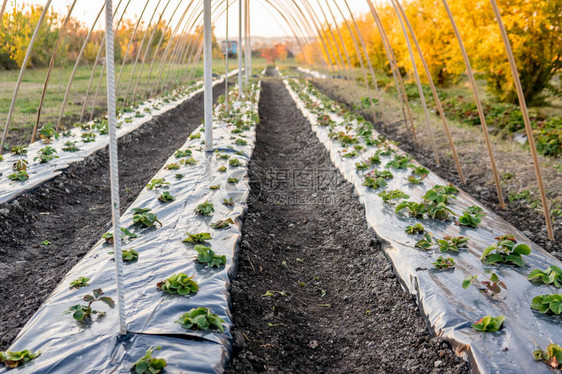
[12,0,372,38]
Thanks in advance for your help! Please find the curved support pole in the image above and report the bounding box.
[32,0,78,143]
[224,0,229,111]
[0,0,7,24]
[441,0,505,209]
[1,0,53,151]
[390,0,440,165]
[489,0,553,237]
[318,0,348,74]
[395,0,465,183]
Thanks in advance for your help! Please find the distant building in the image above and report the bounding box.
[221,40,237,55]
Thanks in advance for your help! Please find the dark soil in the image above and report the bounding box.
[309,78,562,259]
[226,74,469,373]
[0,82,227,350]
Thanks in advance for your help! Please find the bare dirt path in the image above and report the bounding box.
[0,82,227,349]
[226,73,468,373]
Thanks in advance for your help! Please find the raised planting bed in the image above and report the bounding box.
[284,76,562,374]
[0,71,239,205]
[0,81,260,373]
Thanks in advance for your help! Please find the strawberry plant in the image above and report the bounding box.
[158,191,175,202]
[218,166,227,172]
[165,163,180,170]
[395,201,427,218]
[157,273,198,295]
[377,189,409,203]
[481,236,531,266]
[176,307,225,332]
[217,153,230,160]
[415,233,434,250]
[180,156,197,165]
[371,170,393,179]
[437,236,469,252]
[533,343,562,370]
[8,170,29,181]
[229,158,241,167]
[190,132,201,140]
[102,227,137,244]
[11,145,28,155]
[131,346,167,374]
[65,288,114,322]
[471,315,505,332]
[175,173,184,179]
[423,185,458,205]
[386,154,410,169]
[132,207,162,227]
[481,272,507,294]
[228,177,239,184]
[528,265,562,288]
[462,275,478,289]
[210,185,220,190]
[405,175,424,184]
[433,256,455,270]
[405,223,425,234]
[34,146,58,163]
[210,218,234,229]
[146,178,169,190]
[459,206,485,228]
[62,141,81,152]
[317,115,335,127]
[183,232,212,244]
[194,245,226,268]
[410,165,429,177]
[121,248,138,262]
[39,123,59,143]
[12,159,28,171]
[195,201,214,216]
[342,150,358,158]
[363,176,387,190]
[355,161,369,170]
[369,153,381,165]
[69,277,90,289]
[426,203,453,220]
[531,294,562,315]
[174,149,192,158]
[0,350,40,368]
[81,132,96,143]
[223,197,234,206]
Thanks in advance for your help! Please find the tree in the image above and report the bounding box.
[261,43,288,65]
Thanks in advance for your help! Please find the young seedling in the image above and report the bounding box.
[132,207,162,227]
[481,236,531,266]
[235,138,248,146]
[217,153,230,160]
[180,156,197,165]
[121,248,138,262]
[157,273,199,295]
[69,277,90,289]
[209,185,220,190]
[410,165,429,177]
[195,201,214,216]
[175,173,184,179]
[405,223,425,234]
[363,176,387,190]
[218,166,227,172]
[533,343,562,370]
[342,150,358,158]
[437,236,469,252]
[81,132,96,143]
[481,272,507,294]
[229,158,241,167]
[34,146,58,163]
[395,201,427,218]
[65,288,114,322]
[146,178,169,190]
[415,233,434,250]
[130,346,167,374]
[405,175,424,184]
[458,206,485,228]
[471,315,505,332]
[317,115,335,127]
[369,153,381,165]
[12,159,27,171]
[378,189,409,204]
[194,245,226,268]
[39,123,59,143]
[423,185,458,205]
[158,191,175,202]
[11,145,28,155]
[210,218,234,229]
[176,307,224,332]
[223,197,234,206]
[386,154,410,169]
[190,132,201,140]
[227,177,239,184]
[433,256,455,270]
[8,170,29,181]
[528,265,562,288]
[183,232,212,244]
[0,350,40,368]
[102,227,137,244]
[164,163,180,170]
[174,149,192,158]
[62,141,81,152]
[531,294,562,315]
[355,161,369,170]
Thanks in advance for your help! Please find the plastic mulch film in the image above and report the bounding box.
[284,78,562,374]
[1,82,260,374]
[0,70,239,205]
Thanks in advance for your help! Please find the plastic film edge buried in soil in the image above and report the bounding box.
[0,70,240,206]
[0,81,260,374]
[283,76,562,374]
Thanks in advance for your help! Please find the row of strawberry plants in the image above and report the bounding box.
[284,76,562,372]
[0,81,260,372]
